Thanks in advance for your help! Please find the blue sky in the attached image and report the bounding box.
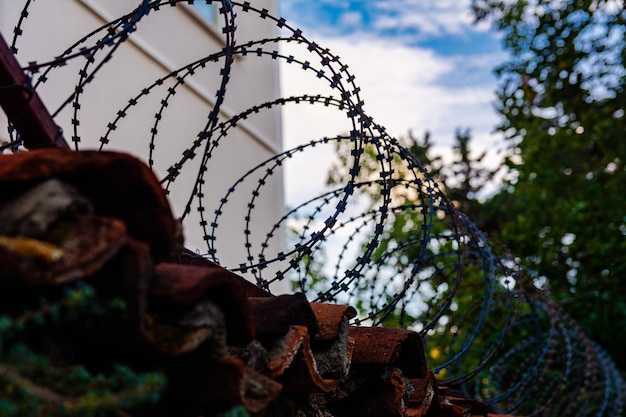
[279,0,502,57]
[277,1,509,206]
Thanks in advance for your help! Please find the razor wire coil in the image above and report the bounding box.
[4,1,625,415]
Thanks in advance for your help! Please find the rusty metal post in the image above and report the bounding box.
[0,31,69,149]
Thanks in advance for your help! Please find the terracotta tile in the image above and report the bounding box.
[407,371,439,417]
[267,325,310,378]
[349,326,428,379]
[178,249,271,298]
[309,302,356,380]
[150,263,255,346]
[0,149,179,261]
[142,301,222,356]
[267,325,338,393]
[310,302,357,341]
[328,368,409,417]
[248,293,319,337]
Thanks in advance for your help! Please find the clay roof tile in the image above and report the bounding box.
[150,262,255,346]
[267,325,339,393]
[349,326,428,379]
[310,302,357,341]
[248,293,319,337]
[0,149,179,261]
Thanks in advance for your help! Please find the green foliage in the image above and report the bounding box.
[472,0,626,368]
[0,284,166,416]
[327,129,495,214]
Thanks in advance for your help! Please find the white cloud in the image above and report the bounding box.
[280,0,492,41]
[375,0,494,40]
[280,34,500,139]
[339,11,363,28]
[279,33,504,207]
[373,0,477,37]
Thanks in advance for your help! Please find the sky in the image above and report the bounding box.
[276,0,509,207]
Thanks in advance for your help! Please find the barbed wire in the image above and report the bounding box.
[4,1,624,415]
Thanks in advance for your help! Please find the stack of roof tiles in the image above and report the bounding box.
[0,149,520,417]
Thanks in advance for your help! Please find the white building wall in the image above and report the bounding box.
[0,0,288,293]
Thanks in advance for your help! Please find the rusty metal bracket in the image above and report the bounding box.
[0,32,68,149]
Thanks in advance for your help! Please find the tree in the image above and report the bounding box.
[471,0,626,368]
[327,129,494,214]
